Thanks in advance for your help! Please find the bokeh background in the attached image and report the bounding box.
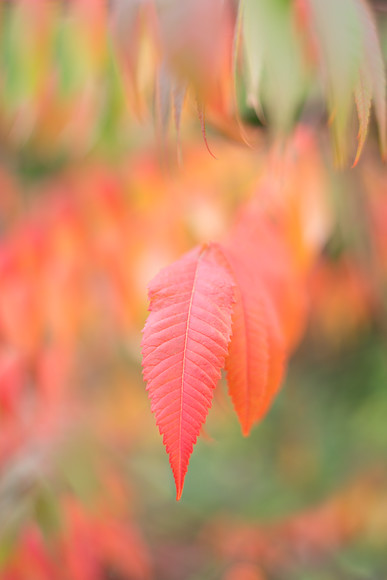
[0,1,386,579]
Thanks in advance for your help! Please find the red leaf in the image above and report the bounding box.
[226,197,307,350]
[218,243,285,435]
[142,244,235,499]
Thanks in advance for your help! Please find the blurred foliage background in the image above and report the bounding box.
[0,1,386,579]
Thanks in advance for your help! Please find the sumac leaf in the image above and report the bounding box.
[142,244,235,500]
[218,243,285,436]
[304,0,363,164]
[354,75,372,167]
[353,0,386,166]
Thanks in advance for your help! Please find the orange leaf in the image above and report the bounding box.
[218,243,285,435]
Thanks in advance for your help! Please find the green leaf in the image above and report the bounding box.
[242,0,309,131]
[307,0,363,164]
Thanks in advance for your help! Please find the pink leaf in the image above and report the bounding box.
[142,244,235,499]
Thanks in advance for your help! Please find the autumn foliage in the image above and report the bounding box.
[142,129,332,498]
[0,1,386,579]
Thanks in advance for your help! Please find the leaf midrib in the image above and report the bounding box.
[177,249,204,497]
